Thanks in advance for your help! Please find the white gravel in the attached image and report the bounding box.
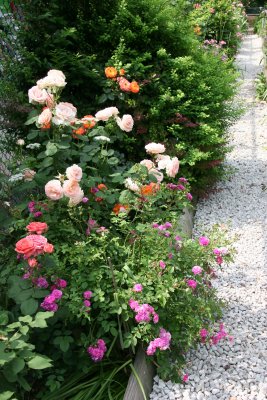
[150,35,267,400]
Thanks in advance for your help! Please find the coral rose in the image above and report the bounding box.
[15,237,36,258]
[95,107,119,121]
[119,68,125,76]
[38,108,52,126]
[45,180,64,200]
[105,67,118,79]
[116,114,134,132]
[66,164,83,182]
[44,243,54,253]
[28,86,48,104]
[118,77,131,92]
[166,157,179,178]
[130,81,140,93]
[145,143,166,154]
[53,102,77,126]
[26,222,48,235]
[82,115,96,129]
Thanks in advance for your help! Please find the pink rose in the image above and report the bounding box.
[68,187,84,206]
[95,107,119,121]
[45,180,64,200]
[44,243,54,253]
[28,85,48,104]
[118,77,131,92]
[166,157,179,178]
[192,266,202,275]
[140,159,155,170]
[38,108,52,126]
[145,143,166,154]
[53,102,77,125]
[46,93,55,108]
[23,169,36,182]
[116,114,134,132]
[26,222,48,235]
[66,164,83,182]
[63,180,80,198]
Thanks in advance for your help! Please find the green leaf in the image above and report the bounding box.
[98,94,108,104]
[20,299,38,316]
[0,391,15,400]
[110,327,118,336]
[27,355,52,370]
[25,116,38,126]
[0,352,15,366]
[40,157,53,168]
[32,289,50,299]
[27,130,39,140]
[0,312,8,326]
[19,326,29,335]
[15,289,33,303]
[9,358,25,374]
[45,142,58,156]
[18,316,32,324]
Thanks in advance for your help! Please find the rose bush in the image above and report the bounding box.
[0,72,236,398]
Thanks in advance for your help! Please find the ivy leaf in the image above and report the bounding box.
[27,355,52,370]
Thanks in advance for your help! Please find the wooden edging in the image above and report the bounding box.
[123,206,195,400]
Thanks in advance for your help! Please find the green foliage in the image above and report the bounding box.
[255,72,267,100]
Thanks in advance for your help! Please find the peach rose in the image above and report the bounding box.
[66,164,83,182]
[46,93,55,108]
[62,179,82,198]
[44,243,54,253]
[28,85,48,104]
[140,159,155,170]
[149,168,164,183]
[95,107,119,121]
[156,155,171,170]
[45,180,64,200]
[116,114,134,132]
[118,77,131,92]
[26,222,48,235]
[166,157,179,178]
[23,169,36,182]
[145,143,166,155]
[68,187,84,206]
[53,102,77,125]
[38,108,52,126]
[28,258,38,267]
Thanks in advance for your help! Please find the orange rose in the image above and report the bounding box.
[113,203,129,215]
[130,81,140,94]
[98,183,107,191]
[41,122,51,130]
[105,67,118,79]
[119,68,125,76]
[73,127,86,135]
[82,115,96,129]
[140,182,159,196]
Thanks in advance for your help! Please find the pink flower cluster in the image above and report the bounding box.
[40,289,63,312]
[199,236,210,246]
[87,339,107,362]
[213,247,228,265]
[211,323,233,345]
[129,299,159,324]
[146,328,171,356]
[28,201,48,218]
[86,218,108,236]
[83,290,93,309]
[152,222,172,237]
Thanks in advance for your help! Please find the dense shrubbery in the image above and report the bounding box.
[0,0,242,189]
[0,73,235,399]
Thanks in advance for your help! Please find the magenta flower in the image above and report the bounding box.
[146,328,171,356]
[34,211,43,218]
[51,289,63,300]
[168,253,173,259]
[159,260,166,269]
[164,222,172,229]
[152,223,159,228]
[200,328,208,339]
[133,283,143,292]
[187,193,193,201]
[199,236,210,246]
[179,177,188,183]
[192,266,202,275]
[129,299,139,311]
[82,197,89,203]
[56,279,67,288]
[87,339,107,362]
[35,277,49,288]
[187,279,197,289]
[182,374,189,383]
[216,256,223,265]
[83,300,91,307]
[83,291,93,299]
[175,235,182,242]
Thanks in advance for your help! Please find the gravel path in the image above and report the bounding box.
[150,35,267,400]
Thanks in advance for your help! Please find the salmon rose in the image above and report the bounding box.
[26,222,48,235]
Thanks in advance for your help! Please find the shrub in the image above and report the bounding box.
[0,72,236,398]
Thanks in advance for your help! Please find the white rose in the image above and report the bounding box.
[156,155,171,170]
[37,108,52,126]
[95,107,119,121]
[28,85,48,104]
[166,157,179,178]
[116,114,134,132]
[37,70,66,90]
[65,164,83,182]
[145,142,166,154]
[52,102,77,125]
[17,139,25,146]
[124,177,140,193]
